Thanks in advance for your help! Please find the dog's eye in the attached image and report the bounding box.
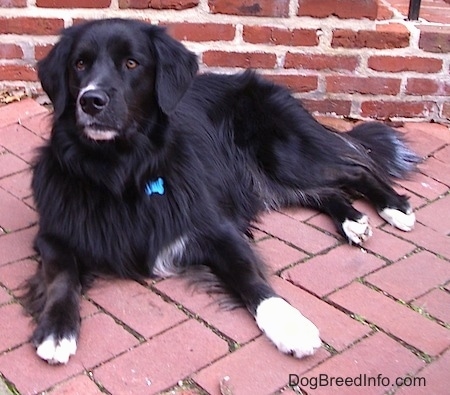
[125,59,139,70]
[75,59,86,71]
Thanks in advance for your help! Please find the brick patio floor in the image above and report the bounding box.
[0,99,449,395]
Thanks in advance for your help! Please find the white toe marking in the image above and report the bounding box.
[379,207,415,231]
[342,215,372,245]
[36,335,77,364]
[255,297,321,358]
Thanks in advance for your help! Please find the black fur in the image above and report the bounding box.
[22,19,419,359]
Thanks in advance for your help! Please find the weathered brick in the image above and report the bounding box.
[202,51,277,68]
[165,23,235,42]
[34,44,53,61]
[285,53,358,71]
[302,98,352,116]
[361,100,435,119]
[243,26,318,46]
[0,0,26,6]
[327,76,401,95]
[298,0,378,20]
[368,56,443,73]
[36,0,111,7]
[209,0,289,17]
[332,24,409,49]
[119,0,199,10]
[419,25,450,53]
[443,102,450,119]
[0,65,37,81]
[0,17,64,35]
[0,44,23,60]
[405,78,440,95]
[264,74,318,93]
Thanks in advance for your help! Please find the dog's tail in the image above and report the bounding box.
[345,122,421,179]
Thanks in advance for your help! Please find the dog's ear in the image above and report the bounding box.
[38,28,77,118]
[150,27,199,114]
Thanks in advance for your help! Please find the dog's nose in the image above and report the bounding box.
[79,89,109,116]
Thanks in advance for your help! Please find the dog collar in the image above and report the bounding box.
[145,177,165,196]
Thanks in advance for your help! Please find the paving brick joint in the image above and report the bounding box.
[0,99,449,395]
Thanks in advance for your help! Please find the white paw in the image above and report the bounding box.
[36,335,77,364]
[342,215,372,245]
[255,297,321,358]
[379,207,415,231]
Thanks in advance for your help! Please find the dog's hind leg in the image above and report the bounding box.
[199,223,321,358]
[20,234,81,364]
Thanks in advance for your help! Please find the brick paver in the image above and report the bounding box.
[0,99,449,394]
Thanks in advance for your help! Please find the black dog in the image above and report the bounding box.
[22,18,419,364]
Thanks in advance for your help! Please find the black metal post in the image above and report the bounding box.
[408,0,422,20]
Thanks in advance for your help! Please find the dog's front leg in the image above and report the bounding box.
[22,234,81,364]
[202,225,322,358]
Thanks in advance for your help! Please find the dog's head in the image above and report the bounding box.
[38,19,198,141]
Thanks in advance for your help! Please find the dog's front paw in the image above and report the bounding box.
[342,215,372,245]
[36,334,77,364]
[379,207,415,231]
[255,297,321,358]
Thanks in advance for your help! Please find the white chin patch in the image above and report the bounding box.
[342,215,372,245]
[36,335,77,364]
[84,127,119,141]
[255,297,321,358]
[379,207,415,231]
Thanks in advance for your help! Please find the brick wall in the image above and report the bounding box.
[1,0,449,123]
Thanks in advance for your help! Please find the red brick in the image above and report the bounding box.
[0,124,45,163]
[366,251,450,302]
[442,102,450,119]
[155,277,261,344]
[399,171,448,201]
[264,74,318,93]
[0,188,37,232]
[396,349,450,395]
[87,279,187,338]
[281,206,319,221]
[0,44,23,60]
[298,0,378,20]
[255,237,307,273]
[37,0,111,7]
[0,304,32,353]
[401,124,447,157]
[285,53,358,71]
[283,244,385,296]
[243,26,318,46]
[165,23,235,42]
[194,334,329,395]
[271,276,371,352]
[417,194,450,234]
[406,78,441,95]
[413,289,450,325]
[0,226,36,266]
[209,0,289,17]
[332,24,410,49]
[35,44,53,61]
[0,98,48,128]
[0,0,26,6]
[302,98,352,116]
[368,56,443,73]
[0,259,36,291]
[0,64,37,82]
[421,156,450,189]
[202,51,277,69]
[363,228,415,262]
[329,282,450,356]
[257,211,338,254]
[361,101,435,119]
[419,25,450,53]
[0,17,64,35]
[0,151,29,179]
[94,320,228,394]
[19,111,52,138]
[305,332,425,394]
[120,0,199,9]
[48,374,103,395]
[327,76,401,95]
[0,287,11,304]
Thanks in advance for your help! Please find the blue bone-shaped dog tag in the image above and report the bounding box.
[145,177,165,196]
